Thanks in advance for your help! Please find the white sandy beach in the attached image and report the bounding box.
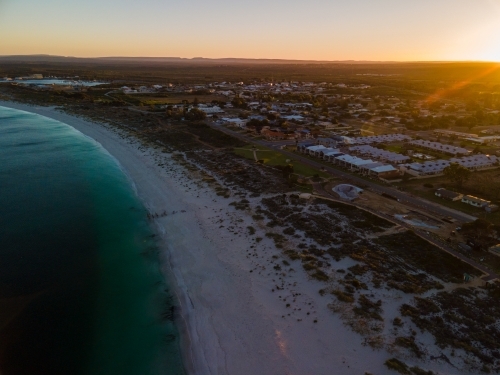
[0,101,464,375]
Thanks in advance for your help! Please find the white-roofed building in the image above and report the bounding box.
[401,159,451,176]
[347,134,411,145]
[305,145,327,156]
[316,137,338,148]
[297,142,315,153]
[349,145,410,164]
[333,154,375,170]
[198,105,224,114]
[402,154,498,177]
[410,140,469,156]
[368,164,400,179]
[332,156,400,178]
[221,117,247,128]
[323,150,344,162]
[462,195,490,208]
[449,154,498,170]
[317,147,338,158]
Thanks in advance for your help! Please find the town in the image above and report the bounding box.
[4,75,500,215]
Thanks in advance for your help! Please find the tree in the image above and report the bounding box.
[475,109,484,122]
[443,163,471,187]
[185,107,206,121]
[463,116,477,130]
[231,97,247,109]
[461,219,495,250]
[267,113,277,121]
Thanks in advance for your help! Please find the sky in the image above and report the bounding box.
[1,0,500,61]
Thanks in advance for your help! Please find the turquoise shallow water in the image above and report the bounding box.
[0,106,184,375]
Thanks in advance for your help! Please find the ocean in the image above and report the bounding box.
[0,106,185,375]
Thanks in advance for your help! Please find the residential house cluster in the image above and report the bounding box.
[298,143,400,179]
[197,104,224,114]
[402,154,498,177]
[434,188,498,212]
[409,140,469,156]
[342,134,411,145]
[348,145,410,164]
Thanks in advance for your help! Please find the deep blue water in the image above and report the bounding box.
[0,106,184,375]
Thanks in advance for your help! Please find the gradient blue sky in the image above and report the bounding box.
[1,0,500,60]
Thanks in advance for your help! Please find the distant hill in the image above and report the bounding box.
[0,54,408,65]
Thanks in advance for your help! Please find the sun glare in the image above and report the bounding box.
[460,21,500,62]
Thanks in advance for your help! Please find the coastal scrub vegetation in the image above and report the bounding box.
[241,193,493,370]
[400,285,500,369]
[384,358,434,375]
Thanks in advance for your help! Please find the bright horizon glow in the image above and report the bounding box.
[1,0,500,61]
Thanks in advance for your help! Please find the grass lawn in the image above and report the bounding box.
[383,144,404,153]
[397,174,500,224]
[415,190,500,224]
[234,145,329,178]
[234,147,255,160]
[123,93,228,106]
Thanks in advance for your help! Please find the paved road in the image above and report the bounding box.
[208,123,477,223]
[312,183,498,282]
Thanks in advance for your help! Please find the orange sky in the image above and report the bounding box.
[1,0,500,61]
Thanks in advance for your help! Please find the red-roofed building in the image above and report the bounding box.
[261,129,286,140]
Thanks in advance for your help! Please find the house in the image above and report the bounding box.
[221,118,247,128]
[349,145,410,164]
[282,115,305,121]
[348,134,410,145]
[359,162,386,175]
[316,137,337,148]
[297,142,315,153]
[333,154,375,170]
[435,188,463,201]
[461,195,490,208]
[433,129,478,139]
[410,140,469,156]
[305,145,327,156]
[317,121,337,130]
[449,155,498,170]
[198,105,224,114]
[401,160,450,176]
[295,130,312,139]
[368,165,400,179]
[317,148,339,158]
[261,129,285,140]
[486,204,499,213]
[121,86,137,94]
[402,154,498,177]
[323,150,344,162]
[488,244,500,257]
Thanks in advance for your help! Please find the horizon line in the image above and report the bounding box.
[1,54,500,64]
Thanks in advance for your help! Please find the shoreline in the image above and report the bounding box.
[0,101,198,374]
[1,100,479,375]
